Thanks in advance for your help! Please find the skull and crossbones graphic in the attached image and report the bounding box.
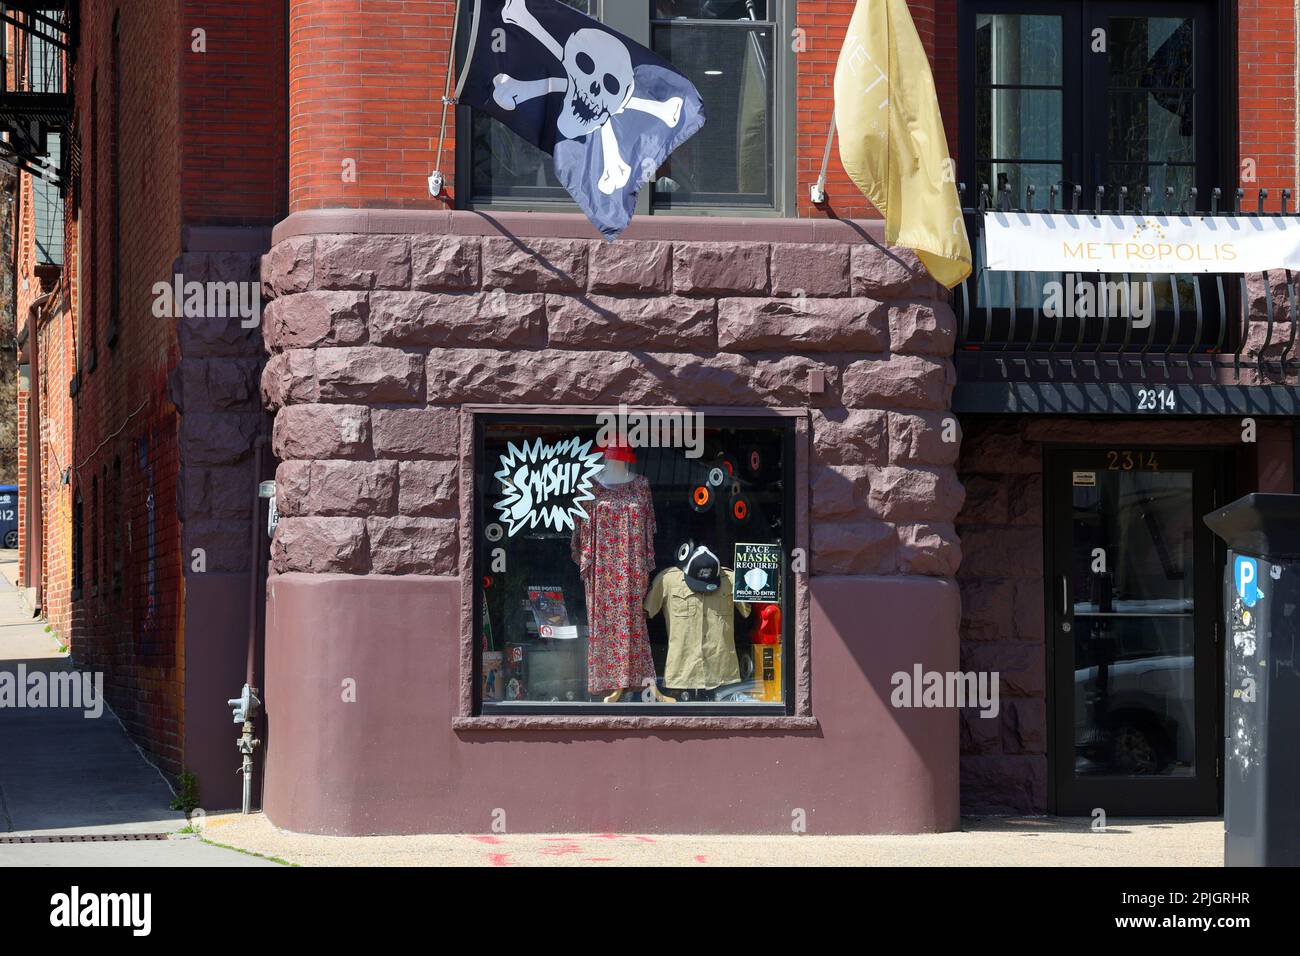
[492,0,685,195]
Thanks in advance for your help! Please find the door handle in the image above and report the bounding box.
[1061,575,1072,633]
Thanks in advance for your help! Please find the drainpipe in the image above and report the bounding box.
[246,433,268,690]
[24,291,53,612]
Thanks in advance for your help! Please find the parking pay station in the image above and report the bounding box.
[1204,493,1300,866]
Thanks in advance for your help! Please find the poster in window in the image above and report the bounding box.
[526,585,578,639]
[733,542,782,604]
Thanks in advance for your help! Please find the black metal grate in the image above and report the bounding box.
[0,833,171,844]
[956,183,1299,385]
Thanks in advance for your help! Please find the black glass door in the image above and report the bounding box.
[1047,448,1223,815]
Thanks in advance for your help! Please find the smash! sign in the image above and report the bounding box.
[494,436,605,537]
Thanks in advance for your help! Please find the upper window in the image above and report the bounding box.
[461,0,784,213]
[650,1,775,209]
[967,6,1209,206]
[958,1,1224,346]
[25,16,64,94]
[32,132,63,266]
[474,413,793,714]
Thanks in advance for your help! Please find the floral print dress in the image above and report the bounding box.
[572,475,658,695]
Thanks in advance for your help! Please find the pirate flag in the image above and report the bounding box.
[457,0,705,240]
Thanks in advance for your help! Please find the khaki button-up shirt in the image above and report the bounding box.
[645,567,752,690]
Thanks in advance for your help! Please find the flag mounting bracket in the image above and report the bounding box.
[811,115,836,205]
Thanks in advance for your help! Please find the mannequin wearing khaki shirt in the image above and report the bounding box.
[644,567,752,690]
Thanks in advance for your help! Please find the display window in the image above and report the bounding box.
[473,413,794,714]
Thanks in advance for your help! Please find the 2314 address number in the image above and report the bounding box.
[1136,387,1177,412]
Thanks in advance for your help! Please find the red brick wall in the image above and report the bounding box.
[59,0,187,775]
[288,0,450,210]
[48,0,286,782]
[285,0,943,216]
[1239,0,1297,208]
[9,15,75,631]
[286,1,1293,219]
[182,1,290,223]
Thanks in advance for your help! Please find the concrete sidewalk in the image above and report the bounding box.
[0,563,279,866]
[199,812,1223,866]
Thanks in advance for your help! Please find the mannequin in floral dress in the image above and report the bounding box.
[572,445,675,703]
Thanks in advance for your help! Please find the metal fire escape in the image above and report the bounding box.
[0,2,74,188]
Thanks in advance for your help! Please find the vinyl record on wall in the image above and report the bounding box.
[746,448,762,474]
[729,493,751,525]
[707,466,726,488]
[715,453,738,479]
[691,483,715,512]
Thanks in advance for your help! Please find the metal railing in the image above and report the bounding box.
[0,3,72,183]
[955,182,1298,385]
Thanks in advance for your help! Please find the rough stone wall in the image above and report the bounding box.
[259,233,966,582]
[167,241,270,806]
[171,249,267,577]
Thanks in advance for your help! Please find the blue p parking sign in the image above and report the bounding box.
[1235,556,1260,607]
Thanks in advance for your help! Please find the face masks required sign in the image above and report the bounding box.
[983,212,1300,274]
[733,543,782,605]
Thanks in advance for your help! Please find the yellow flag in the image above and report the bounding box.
[834,0,971,288]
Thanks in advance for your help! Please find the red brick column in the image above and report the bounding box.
[288,0,455,211]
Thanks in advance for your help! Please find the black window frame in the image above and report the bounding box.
[454,0,797,219]
[471,410,798,718]
[958,0,1230,205]
[955,0,1240,358]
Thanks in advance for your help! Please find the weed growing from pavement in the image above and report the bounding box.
[199,838,296,866]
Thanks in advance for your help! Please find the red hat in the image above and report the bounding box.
[752,604,781,645]
[597,441,637,464]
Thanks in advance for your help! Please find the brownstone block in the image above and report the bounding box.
[271,517,370,573]
[769,242,851,298]
[482,237,590,292]
[717,297,887,352]
[673,242,769,295]
[367,517,459,574]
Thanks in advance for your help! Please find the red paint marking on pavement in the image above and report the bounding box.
[635,836,656,843]
[539,843,584,856]
[694,855,708,863]
[592,833,624,839]
[583,857,614,862]
[488,853,511,866]
[471,835,504,844]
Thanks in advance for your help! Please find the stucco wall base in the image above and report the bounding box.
[262,571,960,836]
